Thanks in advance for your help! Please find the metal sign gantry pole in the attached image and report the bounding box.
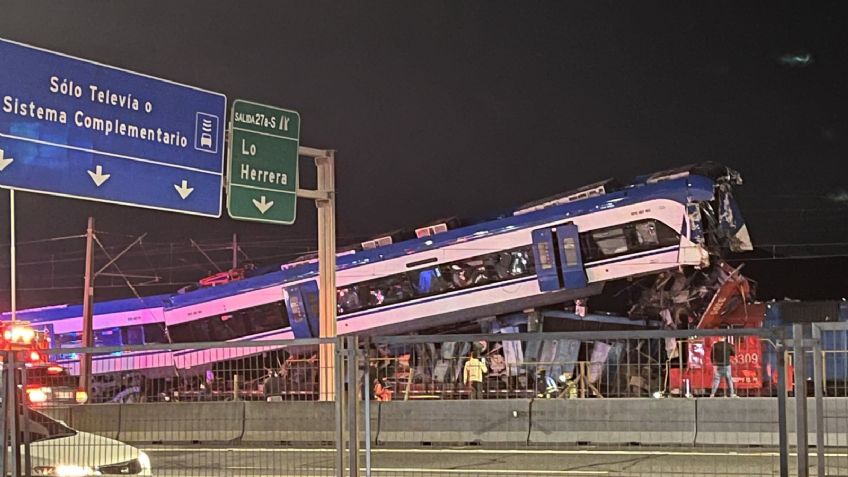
[295,147,336,401]
[793,323,809,477]
[8,190,16,322]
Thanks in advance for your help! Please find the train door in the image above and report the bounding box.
[531,223,588,292]
[284,281,321,338]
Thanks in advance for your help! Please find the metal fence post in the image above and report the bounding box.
[5,352,21,477]
[335,337,345,477]
[363,337,372,477]
[777,336,790,477]
[20,357,31,477]
[0,352,7,477]
[811,323,825,477]
[347,335,359,477]
[793,323,809,477]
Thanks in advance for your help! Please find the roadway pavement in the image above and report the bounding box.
[141,445,848,476]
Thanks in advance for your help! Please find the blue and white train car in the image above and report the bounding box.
[4,163,753,375]
[1,295,171,375]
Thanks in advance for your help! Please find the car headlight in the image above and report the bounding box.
[33,465,101,476]
[137,451,151,471]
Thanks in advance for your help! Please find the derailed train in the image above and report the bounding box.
[5,163,778,399]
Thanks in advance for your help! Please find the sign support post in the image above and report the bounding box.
[8,190,16,322]
[294,148,336,401]
[226,100,335,400]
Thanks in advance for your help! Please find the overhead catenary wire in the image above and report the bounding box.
[2,224,848,302]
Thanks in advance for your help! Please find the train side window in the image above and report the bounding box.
[207,314,241,341]
[166,322,192,343]
[407,266,451,297]
[335,245,535,315]
[654,221,679,246]
[190,320,211,342]
[582,219,680,262]
[142,323,167,343]
[93,328,123,347]
[57,332,82,348]
[379,275,414,307]
[506,249,533,276]
[122,325,145,345]
[337,285,366,315]
[592,227,629,257]
[634,221,659,245]
[245,304,284,336]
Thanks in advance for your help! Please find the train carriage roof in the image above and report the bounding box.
[164,172,721,309]
[1,294,171,323]
[2,164,734,316]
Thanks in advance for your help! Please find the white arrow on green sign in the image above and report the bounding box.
[227,100,300,224]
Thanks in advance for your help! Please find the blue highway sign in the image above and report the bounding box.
[0,38,226,217]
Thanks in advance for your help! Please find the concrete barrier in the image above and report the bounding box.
[39,406,73,427]
[530,398,696,445]
[69,404,121,440]
[695,397,781,446]
[241,401,378,443]
[118,402,244,443]
[696,397,848,447]
[376,400,530,445]
[242,401,335,443]
[59,396,846,447]
[820,397,848,447]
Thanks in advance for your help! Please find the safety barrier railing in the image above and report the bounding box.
[32,339,335,404]
[7,325,847,476]
[8,338,344,477]
[366,332,787,401]
[360,327,799,477]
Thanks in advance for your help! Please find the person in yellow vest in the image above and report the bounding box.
[560,372,578,399]
[463,351,488,399]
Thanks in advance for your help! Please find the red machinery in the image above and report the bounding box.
[669,264,777,395]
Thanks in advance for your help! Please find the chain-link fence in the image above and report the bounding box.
[4,338,345,477]
[813,322,848,477]
[2,325,846,477]
[363,328,793,477]
[365,332,785,401]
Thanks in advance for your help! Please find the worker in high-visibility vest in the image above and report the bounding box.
[560,372,578,399]
[463,351,488,399]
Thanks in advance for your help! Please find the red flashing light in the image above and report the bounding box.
[29,351,41,362]
[3,325,36,345]
[1,321,49,352]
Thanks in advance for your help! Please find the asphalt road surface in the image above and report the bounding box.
[141,445,848,477]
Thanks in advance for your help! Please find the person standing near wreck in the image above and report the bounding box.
[463,351,488,399]
[710,336,737,398]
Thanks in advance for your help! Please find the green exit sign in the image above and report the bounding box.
[227,100,300,224]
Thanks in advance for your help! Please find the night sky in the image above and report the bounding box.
[1,2,846,310]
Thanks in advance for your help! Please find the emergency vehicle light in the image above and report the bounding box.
[26,387,49,404]
[75,390,88,404]
[47,365,64,375]
[3,325,36,344]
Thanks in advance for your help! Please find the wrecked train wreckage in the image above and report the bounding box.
[363,164,762,399]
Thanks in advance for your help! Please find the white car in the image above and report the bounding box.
[19,409,152,476]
